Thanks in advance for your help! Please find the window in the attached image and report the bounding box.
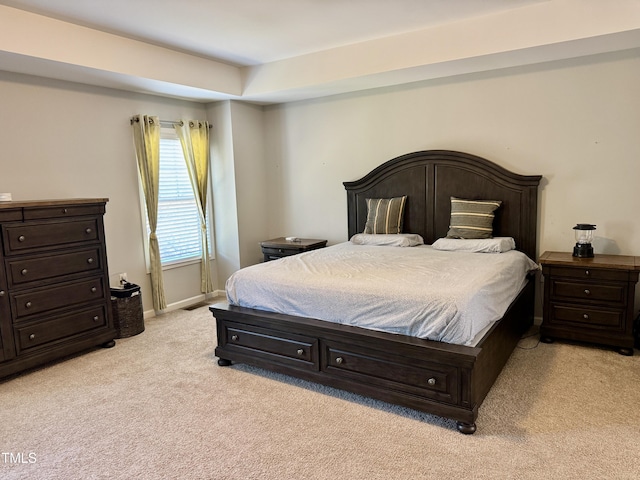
[140,127,213,268]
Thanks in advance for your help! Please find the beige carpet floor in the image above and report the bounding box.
[1,305,639,480]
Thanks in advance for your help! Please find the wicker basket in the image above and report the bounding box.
[111,294,144,338]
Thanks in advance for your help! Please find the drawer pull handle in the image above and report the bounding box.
[25,301,32,309]
[297,348,304,356]
[0,290,5,297]
[29,334,35,340]
[91,287,97,293]
[584,289,591,295]
[93,316,100,322]
[18,235,25,242]
[85,228,92,234]
[62,208,68,214]
[583,314,589,320]
[585,270,590,276]
[335,357,344,365]
[231,335,239,341]
[87,258,94,264]
[21,269,28,276]
[427,377,437,386]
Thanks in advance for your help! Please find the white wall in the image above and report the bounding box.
[208,100,267,285]
[2,47,639,315]
[0,71,217,314]
[263,49,640,309]
[230,101,268,268]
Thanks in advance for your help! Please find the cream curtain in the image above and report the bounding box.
[174,120,214,293]
[131,114,167,311]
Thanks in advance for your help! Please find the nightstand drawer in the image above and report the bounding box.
[550,279,626,304]
[261,246,298,257]
[545,266,631,282]
[550,304,624,329]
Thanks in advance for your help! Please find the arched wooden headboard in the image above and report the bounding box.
[344,150,542,260]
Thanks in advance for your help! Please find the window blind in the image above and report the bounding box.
[150,132,207,265]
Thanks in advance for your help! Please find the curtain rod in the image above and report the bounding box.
[130,116,212,128]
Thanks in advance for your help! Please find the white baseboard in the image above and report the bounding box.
[142,290,225,319]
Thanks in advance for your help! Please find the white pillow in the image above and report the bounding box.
[350,233,424,247]
[431,237,516,253]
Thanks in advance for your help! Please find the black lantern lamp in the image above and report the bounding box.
[572,224,596,258]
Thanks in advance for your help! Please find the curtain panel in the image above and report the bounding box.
[175,120,214,294]
[131,114,167,311]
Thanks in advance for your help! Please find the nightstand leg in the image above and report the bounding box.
[540,336,554,344]
[617,347,634,356]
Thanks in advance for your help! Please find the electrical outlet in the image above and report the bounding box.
[119,273,128,285]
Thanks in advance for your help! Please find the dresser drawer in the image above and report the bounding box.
[22,203,105,220]
[323,341,458,405]
[11,276,106,320]
[6,247,103,287]
[223,321,319,371]
[550,279,626,304]
[14,305,108,354]
[549,304,624,330]
[2,219,100,255]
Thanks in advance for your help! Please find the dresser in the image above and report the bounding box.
[540,251,640,355]
[0,199,116,378]
[260,237,327,262]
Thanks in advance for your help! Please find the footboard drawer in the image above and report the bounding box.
[322,341,459,405]
[221,321,319,371]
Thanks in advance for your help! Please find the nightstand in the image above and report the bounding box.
[260,237,327,262]
[539,251,640,355]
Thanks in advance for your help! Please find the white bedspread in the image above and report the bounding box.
[225,243,539,346]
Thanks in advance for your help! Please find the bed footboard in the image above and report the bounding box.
[209,281,533,434]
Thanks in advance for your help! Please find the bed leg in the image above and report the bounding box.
[217,358,232,366]
[456,422,477,434]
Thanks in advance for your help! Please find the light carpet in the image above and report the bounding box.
[1,305,639,480]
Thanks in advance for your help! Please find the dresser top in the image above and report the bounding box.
[539,251,640,270]
[0,198,108,209]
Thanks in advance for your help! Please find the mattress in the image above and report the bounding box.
[226,242,539,346]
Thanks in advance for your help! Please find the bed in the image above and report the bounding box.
[209,150,542,433]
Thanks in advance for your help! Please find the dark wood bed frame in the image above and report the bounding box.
[210,150,542,434]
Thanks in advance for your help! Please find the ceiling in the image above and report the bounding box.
[0,0,547,65]
[1,0,640,103]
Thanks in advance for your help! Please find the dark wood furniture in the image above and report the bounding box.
[210,150,541,434]
[0,199,116,379]
[540,251,639,356]
[260,237,327,262]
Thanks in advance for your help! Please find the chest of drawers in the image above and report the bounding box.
[0,199,116,378]
[540,251,640,355]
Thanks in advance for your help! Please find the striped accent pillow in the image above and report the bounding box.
[446,197,502,239]
[363,196,407,234]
